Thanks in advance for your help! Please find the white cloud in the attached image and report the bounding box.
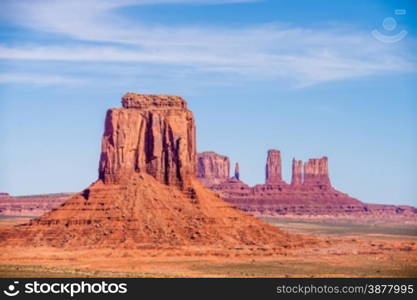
[0,73,84,86]
[0,0,415,87]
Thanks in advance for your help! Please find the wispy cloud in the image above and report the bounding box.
[0,0,415,87]
[0,73,84,86]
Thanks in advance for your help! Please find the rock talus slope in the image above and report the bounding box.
[290,159,303,186]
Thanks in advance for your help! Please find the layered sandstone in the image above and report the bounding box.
[291,159,303,186]
[303,157,331,189]
[4,175,290,248]
[265,150,282,184]
[99,93,196,189]
[1,93,290,249]
[196,152,230,187]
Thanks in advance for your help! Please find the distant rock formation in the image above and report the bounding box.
[265,150,283,184]
[234,163,240,180]
[290,159,303,186]
[197,150,417,217]
[196,152,229,187]
[303,157,331,189]
[1,93,290,249]
[0,193,73,217]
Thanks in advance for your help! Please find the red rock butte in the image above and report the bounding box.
[99,92,196,189]
[198,151,417,217]
[197,151,230,187]
[0,93,294,250]
[265,150,284,184]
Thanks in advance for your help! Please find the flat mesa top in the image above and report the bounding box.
[122,92,188,109]
[198,151,229,159]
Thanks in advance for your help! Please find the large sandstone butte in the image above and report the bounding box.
[197,151,417,217]
[1,93,290,249]
[99,93,196,189]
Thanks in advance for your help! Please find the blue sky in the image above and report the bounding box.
[0,0,416,206]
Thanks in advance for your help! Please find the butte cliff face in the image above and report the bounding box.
[196,152,229,187]
[290,159,303,186]
[1,93,290,249]
[99,93,196,189]
[303,157,331,189]
[265,150,283,184]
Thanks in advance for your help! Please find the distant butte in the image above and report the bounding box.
[197,151,417,217]
[196,151,230,187]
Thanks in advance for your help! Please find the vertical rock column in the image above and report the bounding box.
[234,162,240,180]
[99,93,196,189]
[265,150,282,184]
[291,159,303,186]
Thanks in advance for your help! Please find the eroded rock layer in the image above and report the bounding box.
[3,175,291,248]
[265,150,283,184]
[291,159,303,186]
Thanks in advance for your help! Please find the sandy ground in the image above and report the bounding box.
[0,217,416,278]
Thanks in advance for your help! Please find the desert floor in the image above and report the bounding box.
[0,216,416,277]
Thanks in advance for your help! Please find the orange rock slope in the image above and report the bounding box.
[1,93,290,249]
